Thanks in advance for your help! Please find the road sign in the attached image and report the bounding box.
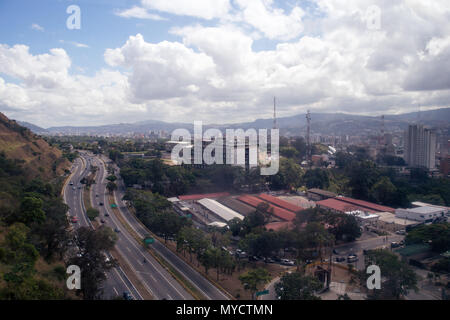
[256,289,269,297]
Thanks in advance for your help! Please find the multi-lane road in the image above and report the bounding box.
[64,152,230,300]
[89,154,193,300]
[97,153,230,300]
[64,154,142,300]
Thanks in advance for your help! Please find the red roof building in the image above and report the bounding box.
[316,196,395,214]
[237,195,296,221]
[257,193,304,213]
[316,198,376,214]
[335,196,395,213]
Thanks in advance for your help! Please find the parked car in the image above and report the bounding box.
[104,213,109,217]
[114,228,120,233]
[99,202,104,206]
[71,216,78,223]
[100,219,106,224]
[347,254,358,263]
[281,259,295,266]
[336,257,346,262]
[391,241,400,248]
[333,249,340,255]
[396,230,406,235]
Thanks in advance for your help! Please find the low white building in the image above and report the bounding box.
[198,198,244,222]
[395,206,447,223]
[346,210,379,225]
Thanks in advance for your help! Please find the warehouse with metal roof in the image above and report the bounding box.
[197,198,244,222]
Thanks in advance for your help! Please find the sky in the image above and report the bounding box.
[0,0,449,128]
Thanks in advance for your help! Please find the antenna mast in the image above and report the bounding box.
[273,97,277,130]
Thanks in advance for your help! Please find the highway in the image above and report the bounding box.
[63,154,142,300]
[96,154,230,300]
[88,154,193,300]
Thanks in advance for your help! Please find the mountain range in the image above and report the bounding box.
[17,107,450,137]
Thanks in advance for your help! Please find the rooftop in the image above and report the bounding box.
[178,192,230,201]
[257,193,304,213]
[317,198,376,213]
[198,198,244,222]
[335,196,395,213]
[237,195,297,221]
[403,206,447,214]
[307,188,337,198]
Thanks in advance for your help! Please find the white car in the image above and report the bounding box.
[281,259,295,266]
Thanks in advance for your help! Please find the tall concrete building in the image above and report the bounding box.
[404,124,436,169]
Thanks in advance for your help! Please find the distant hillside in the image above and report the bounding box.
[22,107,450,136]
[17,121,48,134]
[0,113,68,180]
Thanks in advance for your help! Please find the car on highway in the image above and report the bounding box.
[123,292,133,300]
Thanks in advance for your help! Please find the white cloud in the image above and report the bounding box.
[115,6,167,20]
[59,40,90,48]
[234,0,305,40]
[2,1,450,126]
[31,23,44,32]
[140,0,231,20]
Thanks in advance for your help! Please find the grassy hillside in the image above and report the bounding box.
[0,113,68,180]
[0,113,76,299]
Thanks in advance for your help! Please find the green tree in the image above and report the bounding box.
[370,176,397,205]
[106,174,117,182]
[19,196,46,225]
[275,272,322,300]
[86,208,100,221]
[239,268,271,300]
[365,249,418,300]
[69,226,118,300]
[106,181,117,194]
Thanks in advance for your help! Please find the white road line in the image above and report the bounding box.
[116,247,157,299]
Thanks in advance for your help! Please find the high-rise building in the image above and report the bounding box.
[404,124,436,169]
